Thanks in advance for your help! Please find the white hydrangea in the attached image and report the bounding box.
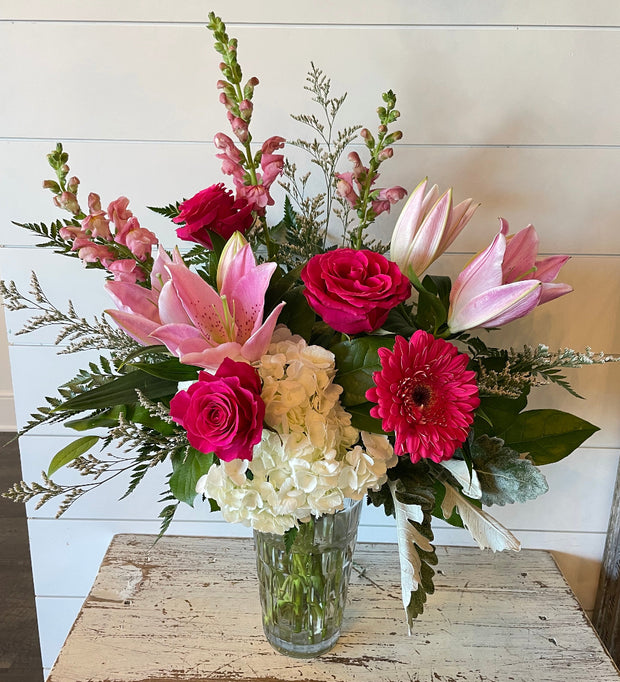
[196,329,397,534]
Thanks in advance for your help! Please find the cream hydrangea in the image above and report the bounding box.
[196,328,397,534]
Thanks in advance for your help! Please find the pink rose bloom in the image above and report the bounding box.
[173,183,254,249]
[301,248,412,334]
[169,357,265,462]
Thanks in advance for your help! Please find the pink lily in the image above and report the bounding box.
[150,239,285,371]
[448,219,572,333]
[104,246,179,345]
[390,178,478,280]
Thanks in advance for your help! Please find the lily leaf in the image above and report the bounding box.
[470,435,548,506]
[48,435,100,476]
[501,409,599,465]
[440,480,521,552]
[331,336,395,406]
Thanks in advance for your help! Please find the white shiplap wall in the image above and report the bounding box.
[1,2,619,677]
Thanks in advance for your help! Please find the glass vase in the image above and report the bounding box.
[254,498,362,658]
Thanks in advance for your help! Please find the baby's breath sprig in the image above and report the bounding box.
[0,273,139,355]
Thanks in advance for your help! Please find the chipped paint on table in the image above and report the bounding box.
[48,534,620,682]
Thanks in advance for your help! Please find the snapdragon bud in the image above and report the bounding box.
[42,179,60,193]
[67,176,80,193]
[377,148,393,161]
[55,191,80,215]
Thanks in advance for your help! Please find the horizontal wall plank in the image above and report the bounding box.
[16,434,619,536]
[3,141,620,255]
[3,1,620,26]
[1,24,619,145]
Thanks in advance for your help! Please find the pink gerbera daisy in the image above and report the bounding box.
[366,330,480,463]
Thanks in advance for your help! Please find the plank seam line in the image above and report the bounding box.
[2,20,620,31]
[3,137,620,150]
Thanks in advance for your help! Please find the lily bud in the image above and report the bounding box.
[217,231,250,292]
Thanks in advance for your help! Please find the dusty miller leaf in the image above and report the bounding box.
[471,435,549,506]
[440,480,521,552]
[389,479,437,632]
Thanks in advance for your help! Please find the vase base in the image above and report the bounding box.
[263,628,341,658]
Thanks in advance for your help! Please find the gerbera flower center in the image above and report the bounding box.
[398,377,433,418]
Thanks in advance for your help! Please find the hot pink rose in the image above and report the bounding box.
[301,248,412,334]
[173,183,254,249]
[169,357,265,462]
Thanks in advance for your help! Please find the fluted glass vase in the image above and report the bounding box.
[254,498,362,658]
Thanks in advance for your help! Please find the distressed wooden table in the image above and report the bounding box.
[48,534,620,682]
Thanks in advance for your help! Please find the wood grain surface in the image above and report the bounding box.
[48,534,620,682]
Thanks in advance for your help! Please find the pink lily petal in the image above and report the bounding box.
[449,231,506,316]
[230,261,278,339]
[450,280,542,333]
[219,242,257,300]
[150,245,173,292]
[157,281,193,326]
[240,302,286,362]
[503,224,539,283]
[539,281,574,305]
[105,281,158,320]
[406,189,452,275]
[534,254,571,283]
[390,178,429,265]
[165,263,227,342]
[104,309,160,345]
[150,323,207,358]
[442,198,479,251]
[180,342,246,372]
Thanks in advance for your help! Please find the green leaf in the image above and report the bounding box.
[347,403,386,433]
[264,264,303,317]
[48,435,100,476]
[474,394,529,437]
[414,289,447,333]
[422,275,451,308]
[470,435,548,505]
[331,336,395,406]
[128,359,199,382]
[501,409,600,465]
[54,370,178,413]
[382,304,417,336]
[169,448,215,507]
[277,286,315,341]
[283,527,299,552]
[64,406,127,431]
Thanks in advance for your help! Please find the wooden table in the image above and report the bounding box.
[48,534,620,682]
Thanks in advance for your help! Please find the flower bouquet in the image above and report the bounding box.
[3,13,617,657]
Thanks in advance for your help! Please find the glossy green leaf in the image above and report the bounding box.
[501,409,600,465]
[169,448,215,507]
[347,403,386,434]
[331,336,395,406]
[48,435,100,476]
